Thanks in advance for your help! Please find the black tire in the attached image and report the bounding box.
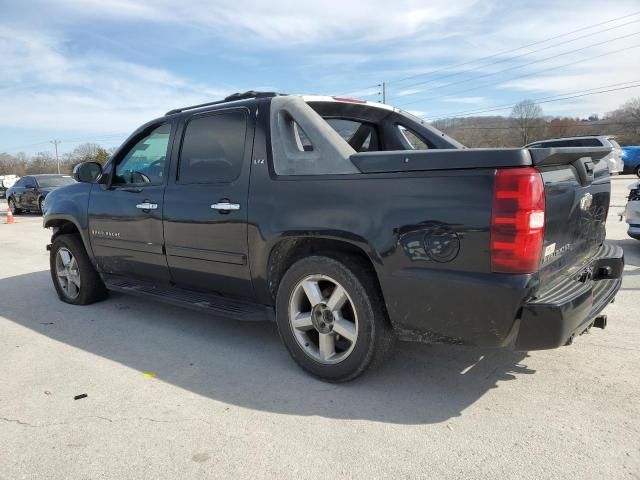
[275,254,394,382]
[8,197,21,214]
[635,165,640,178]
[50,233,107,305]
[38,197,44,214]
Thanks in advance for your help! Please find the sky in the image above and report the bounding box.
[1,0,639,156]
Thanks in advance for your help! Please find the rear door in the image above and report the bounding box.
[163,107,255,299]
[88,123,174,283]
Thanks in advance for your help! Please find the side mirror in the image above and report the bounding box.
[73,162,103,183]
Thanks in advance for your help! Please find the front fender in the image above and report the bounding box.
[43,182,95,262]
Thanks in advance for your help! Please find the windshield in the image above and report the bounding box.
[36,176,76,188]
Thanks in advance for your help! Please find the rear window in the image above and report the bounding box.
[324,119,379,152]
[178,111,247,184]
[36,176,75,188]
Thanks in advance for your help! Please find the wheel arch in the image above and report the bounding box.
[265,235,386,307]
[45,216,97,267]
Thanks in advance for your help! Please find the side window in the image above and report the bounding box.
[178,111,247,184]
[397,125,430,150]
[113,124,171,186]
[577,138,602,147]
[14,178,25,188]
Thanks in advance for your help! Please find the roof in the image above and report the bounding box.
[164,91,399,116]
[30,174,71,177]
[165,91,279,115]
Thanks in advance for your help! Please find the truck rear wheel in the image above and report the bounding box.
[50,234,107,305]
[275,255,394,382]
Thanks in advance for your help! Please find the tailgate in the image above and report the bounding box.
[529,147,612,285]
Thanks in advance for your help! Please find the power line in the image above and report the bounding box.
[424,83,640,122]
[386,10,640,87]
[393,20,640,96]
[338,10,640,102]
[396,31,640,103]
[425,80,640,119]
[397,42,640,109]
[436,122,640,130]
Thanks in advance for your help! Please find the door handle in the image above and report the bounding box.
[136,202,158,210]
[211,201,240,211]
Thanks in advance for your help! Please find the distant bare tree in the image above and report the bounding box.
[622,97,640,122]
[546,118,588,139]
[510,100,544,145]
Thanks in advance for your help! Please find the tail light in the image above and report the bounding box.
[491,167,545,274]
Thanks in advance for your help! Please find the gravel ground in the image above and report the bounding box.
[0,177,638,480]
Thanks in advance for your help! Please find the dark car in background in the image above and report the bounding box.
[622,146,640,177]
[7,174,76,214]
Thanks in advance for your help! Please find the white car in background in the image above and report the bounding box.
[525,136,624,175]
[0,174,20,199]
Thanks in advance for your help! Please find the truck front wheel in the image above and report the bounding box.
[50,234,107,305]
[275,255,394,382]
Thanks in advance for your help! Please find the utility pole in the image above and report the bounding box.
[50,140,61,173]
[380,82,387,104]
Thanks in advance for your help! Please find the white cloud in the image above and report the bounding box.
[2,0,640,147]
[442,96,486,105]
[54,0,481,45]
[0,27,232,135]
[397,88,424,97]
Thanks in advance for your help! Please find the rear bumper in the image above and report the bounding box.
[514,243,624,350]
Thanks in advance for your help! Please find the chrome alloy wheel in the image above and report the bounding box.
[55,247,81,299]
[288,274,359,364]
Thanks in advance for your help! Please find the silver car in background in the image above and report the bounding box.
[625,180,640,240]
[526,135,624,175]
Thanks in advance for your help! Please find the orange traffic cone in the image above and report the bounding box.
[5,207,15,224]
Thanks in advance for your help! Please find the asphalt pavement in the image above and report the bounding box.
[0,177,638,479]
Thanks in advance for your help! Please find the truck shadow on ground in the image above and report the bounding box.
[1,271,534,425]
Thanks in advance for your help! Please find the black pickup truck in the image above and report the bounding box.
[43,91,624,381]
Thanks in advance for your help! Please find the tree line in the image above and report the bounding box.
[1,97,639,176]
[433,97,640,148]
[0,143,111,176]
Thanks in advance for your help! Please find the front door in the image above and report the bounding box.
[163,108,254,299]
[88,123,174,283]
